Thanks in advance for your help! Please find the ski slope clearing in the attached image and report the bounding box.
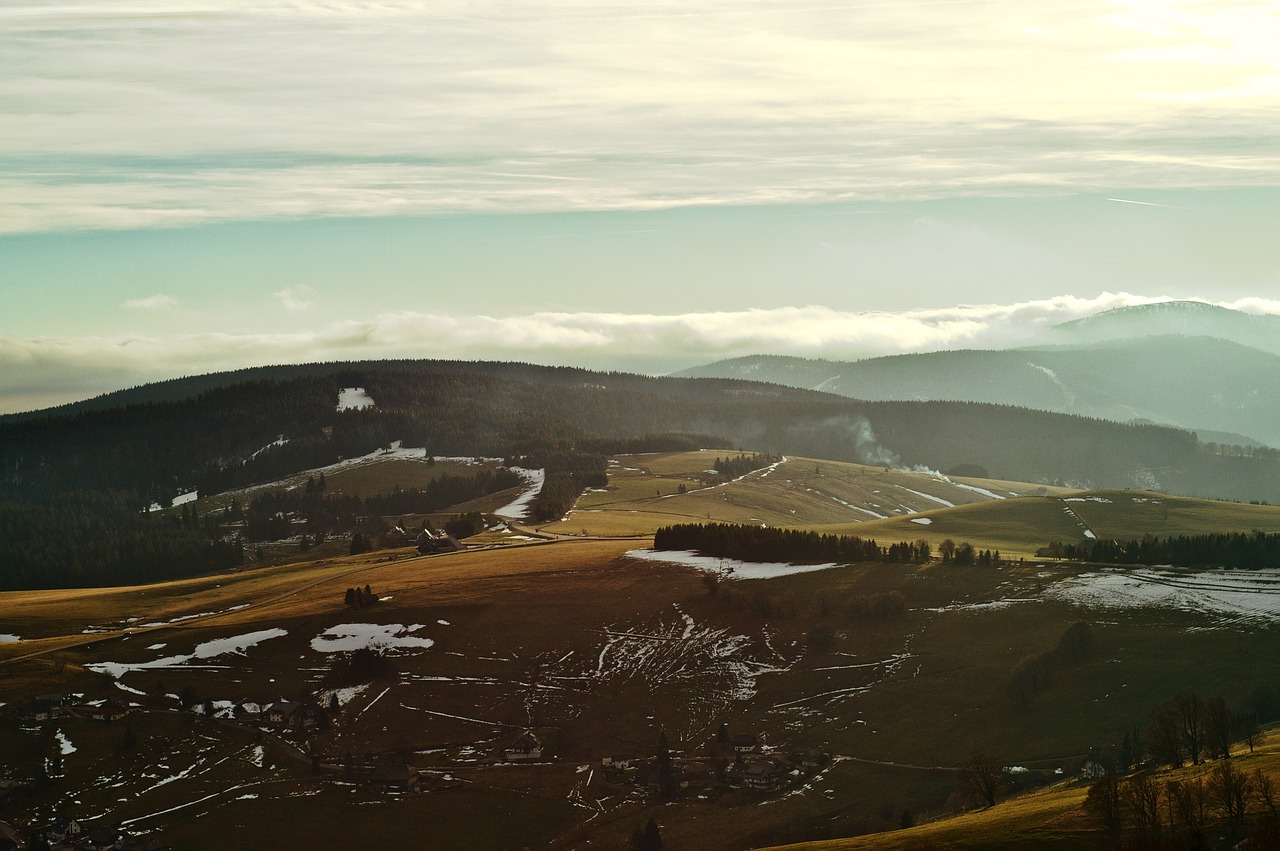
[336,387,375,411]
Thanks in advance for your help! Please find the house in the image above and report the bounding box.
[289,703,326,730]
[370,763,420,793]
[20,694,65,722]
[742,761,781,791]
[603,754,637,769]
[265,701,299,725]
[504,732,543,761]
[731,733,760,753]
[86,698,130,722]
[417,531,466,555]
[46,818,84,844]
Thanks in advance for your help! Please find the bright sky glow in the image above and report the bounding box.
[2,1,1278,411]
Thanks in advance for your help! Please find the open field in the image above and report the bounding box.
[5,527,1280,848]
[535,452,1074,539]
[814,489,1280,559]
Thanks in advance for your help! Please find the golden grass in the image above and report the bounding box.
[771,731,1280,850]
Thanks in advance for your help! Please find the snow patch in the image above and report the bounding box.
[87,628,289,678]
[627,549,838,580]
[896,486,955,507]
[910,517,933,525]
[0,634,19,643]
[1045,568,1280,627]
[55,730,76,755]
[310,623,435,654]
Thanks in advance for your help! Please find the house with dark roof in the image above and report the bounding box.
[504,731,543,761]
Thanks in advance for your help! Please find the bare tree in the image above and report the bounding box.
[1175,691,1207,765]
[1148,701,1186,768]
[959,752,1003,808]
[1237,708,1262,753]
[1084,771,1124,835]
[1256,768,1277,819]
[1204,696,1232,760]
[1166,777,1208,848]
[1208,759,1254,832]
[1123,772,1162,838]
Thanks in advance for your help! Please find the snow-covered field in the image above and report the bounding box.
[1045,567,1280,627]
[627,549,839,580]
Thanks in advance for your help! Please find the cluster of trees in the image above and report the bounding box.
[524,452,609,522]
[240,469,521,541]
[343,584,377,607]
[705,452,780,483]
[653,523,933,565]
[1047,530,1280,571]
[1008,622,1096,709]
[937,539,1001,566]
[1085,761,1276,842]
[0,491,242,590]
[1145,692,1262,770]
[443,511,485,539]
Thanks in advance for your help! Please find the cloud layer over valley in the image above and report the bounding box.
[5,292,1280,414]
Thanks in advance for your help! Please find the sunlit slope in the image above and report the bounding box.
[768,732,1280,851]
[534,451,1073,537]
[815,489,1280,558]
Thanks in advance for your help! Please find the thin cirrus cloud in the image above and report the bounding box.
[122,294,179,310]
[2,0,1279,233]
[3,292,1277,412]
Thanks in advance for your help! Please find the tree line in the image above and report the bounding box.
[1045,530,1280,570]
[653,522,933,565]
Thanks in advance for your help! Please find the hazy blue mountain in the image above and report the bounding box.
[676,335,1280,446]
[1042,300,1280,354]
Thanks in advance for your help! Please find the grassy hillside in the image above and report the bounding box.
[532,452,1072,538]
[815,489,1280,559]
[769,730,1280,850]
[4,525,1280,848]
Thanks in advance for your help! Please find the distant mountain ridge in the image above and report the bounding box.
[678,306,1280,446]
[1044,300,1280,354]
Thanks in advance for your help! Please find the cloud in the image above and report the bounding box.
[274,285,316,313]
[122,294,179,310]
[2,1,1280,232]
[3,291,1266,413]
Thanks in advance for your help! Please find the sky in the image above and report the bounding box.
[2,0,1279,413]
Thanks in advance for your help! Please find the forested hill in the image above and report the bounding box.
[3,360,1280,506]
